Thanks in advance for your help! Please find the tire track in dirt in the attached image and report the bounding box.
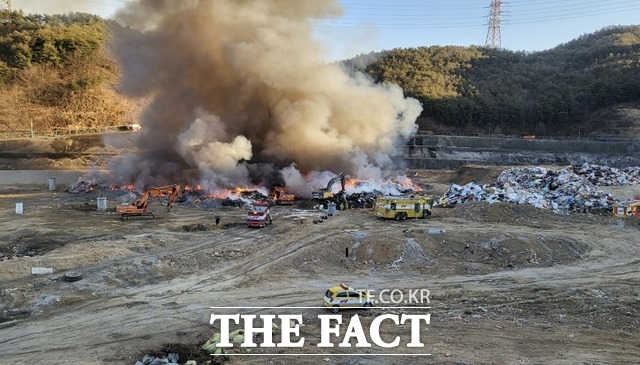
[2,198,640,364]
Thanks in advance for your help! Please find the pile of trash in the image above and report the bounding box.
[66,180,100,194]
[438,164,638,214]
[65,180,139,202]
[133,352,181,365]
[345,192,379,209]
[571,164,640,186]
[201,329,244,355]
[189,190,269,209]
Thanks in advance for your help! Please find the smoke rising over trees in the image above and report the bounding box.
[108,0,422,191]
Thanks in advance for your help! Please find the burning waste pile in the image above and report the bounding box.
[439,164,640,214]
[341,177,426,209]
[64,175,424,211]
[344,192,378,209]
[104,0,423,207]
[188,188,270,209]
[65,178,274,209]
[56,0,430,214]
[66,180,100,194]
[65,180,139,202]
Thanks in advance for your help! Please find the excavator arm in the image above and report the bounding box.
[312,172,346,200]
[118,184,182,219]
[132,192,152,210]
[166,184,181,211]
[325,172,345,192]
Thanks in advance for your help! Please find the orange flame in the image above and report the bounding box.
[109,183,135,191]
[345,178,359,188]
[398,177,423,192]
[184,184,203,191]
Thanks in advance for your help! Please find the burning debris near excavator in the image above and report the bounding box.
[102,0,424,202]
[65,175,426,211]
[65,0,430,217]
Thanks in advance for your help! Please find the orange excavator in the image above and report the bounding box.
[116,184,181,220]
[272,186,295,205]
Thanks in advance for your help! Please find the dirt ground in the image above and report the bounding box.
[1,167,640,365]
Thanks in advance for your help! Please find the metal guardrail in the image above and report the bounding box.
[0,126,126,141]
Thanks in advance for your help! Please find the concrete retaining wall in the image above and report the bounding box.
[406,135,640,169]
[0,170,108,186]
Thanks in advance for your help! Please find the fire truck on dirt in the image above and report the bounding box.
[372,195,433,221]
[116,184,181,220]
[247,200,272,228]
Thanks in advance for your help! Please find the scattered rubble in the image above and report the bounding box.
[64,185,390,213]
[571,164,640,186]
[64,164,639,216]
[66,180,100,194]
[134,352,180,365]
[440,164,640,214]
[131,342,228,365]
[181,224,210,232]
[345,192,378,209]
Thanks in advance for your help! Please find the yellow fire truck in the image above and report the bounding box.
[372,195,433,221]
[613,200,640,217]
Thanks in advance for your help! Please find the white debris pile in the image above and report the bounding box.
[439,165,626,213]
[571,164,640,186]
[134,352,180,365]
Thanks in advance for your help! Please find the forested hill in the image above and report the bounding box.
[0,11,132,133]
[348,25,640,137]
[0,9,639,138]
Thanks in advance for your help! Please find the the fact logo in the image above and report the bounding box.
[208,287,432,355]
[209,312,430,349]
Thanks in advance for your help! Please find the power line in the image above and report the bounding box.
[343,0,634,11]
[337,0,638,21]
[316,1,640,29]
[504,5,640,25]
[508,1,640,19]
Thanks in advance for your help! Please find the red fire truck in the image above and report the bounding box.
[247,200,272,228]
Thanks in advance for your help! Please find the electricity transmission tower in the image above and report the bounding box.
[485,0,502,48]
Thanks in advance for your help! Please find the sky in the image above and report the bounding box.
[9,0,640,60]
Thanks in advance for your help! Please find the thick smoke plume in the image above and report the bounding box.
[109,0,422,196]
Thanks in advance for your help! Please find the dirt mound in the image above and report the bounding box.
[350,237,406,267]
[344,229,589,275]
[451,201,563,228]
[270,212,590,277]
[421,230,589,274]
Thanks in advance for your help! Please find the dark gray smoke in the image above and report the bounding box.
[109,0,422,196]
